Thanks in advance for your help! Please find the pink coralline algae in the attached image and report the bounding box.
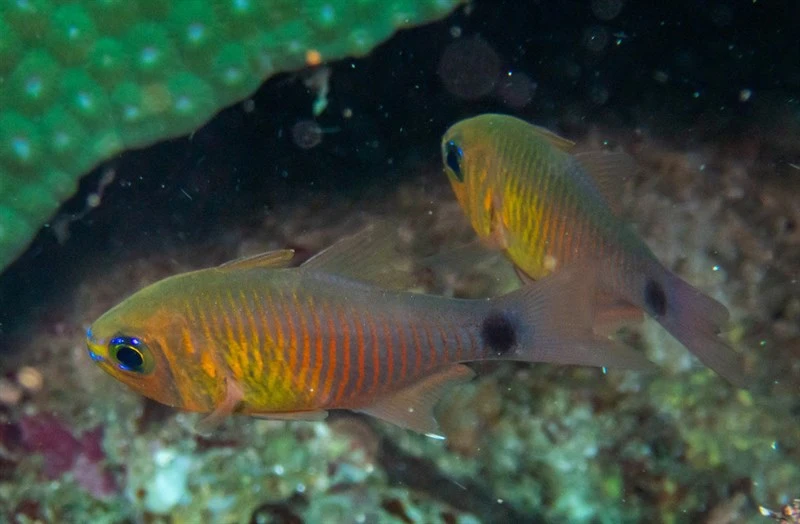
[19,414,117,500]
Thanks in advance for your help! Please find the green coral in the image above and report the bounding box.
[0,0,463,273]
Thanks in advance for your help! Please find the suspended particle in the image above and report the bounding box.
[583,25,610,54]
[739,89,752,102]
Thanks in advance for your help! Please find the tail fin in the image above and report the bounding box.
[492,263,656,371]
[656,270,747,386]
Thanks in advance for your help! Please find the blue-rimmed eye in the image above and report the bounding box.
[109,336,153,374]
[444,140,464,182]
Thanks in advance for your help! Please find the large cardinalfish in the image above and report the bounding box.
[86,226,651,436]
[441,113,745,385]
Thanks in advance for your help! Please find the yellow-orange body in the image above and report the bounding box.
[443,114,654,283]
[441,114,746,385]
[89,267,485,414]
[86,229,648,433]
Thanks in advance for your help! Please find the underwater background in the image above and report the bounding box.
[0,0,799,522]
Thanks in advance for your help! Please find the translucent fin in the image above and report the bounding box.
[422,238,507,273]
[514,268,645,337]
[421,240,519,291]
[529,124,576,152]
[494,263,656,371]
[573,151,638,215]
[217,249,295,271]
[301,222,418,291]
[357,364,475,438]
[656,270,747,387]
[194,377,244,436]
[514,266,534,285]
[251,410,328,422]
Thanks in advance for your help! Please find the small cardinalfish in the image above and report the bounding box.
[441,113,746,386]
[86,225,652,437]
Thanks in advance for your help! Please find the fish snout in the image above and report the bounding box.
[85,327,107,364]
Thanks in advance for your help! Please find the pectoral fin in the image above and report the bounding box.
[194,377,245,436]
[486,193,510,251]
[356,364,475,438]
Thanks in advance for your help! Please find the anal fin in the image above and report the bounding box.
[356,365,475,438]
[251,410,328,422]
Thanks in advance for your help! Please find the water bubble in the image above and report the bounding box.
[496,71,537,109]
[291,120,323,149]
[438,35,502,100]
[589,84,610,105]
[591,0,625,21]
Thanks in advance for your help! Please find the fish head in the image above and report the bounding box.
[442,115,504,239]
[86,275,190,409]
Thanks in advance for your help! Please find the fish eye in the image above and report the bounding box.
[109,336,153,374]
[444,140,464,182]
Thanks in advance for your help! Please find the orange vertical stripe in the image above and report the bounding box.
[453,328,464,362]
[381,315,394,390]
[397,321,409,383]
[262,291,283,392]
[422,324,436,371]
[353,306,367,395]
[283,290,298,373]
[227,290,251,381]
[242,290,263,377]
[195,299,215,344]
[308,298,324,398]
[182,301,197,355]
[436,324,449,363]
[320,301,337,403]
[410,323,423,377]
[181,326,196,358]
[265,292,283,348]
[366,313,380,396]
[333,305,351,403]
[294,293,311,392]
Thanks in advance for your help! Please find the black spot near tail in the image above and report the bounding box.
[481,312,517,355]
[645,279,667,317]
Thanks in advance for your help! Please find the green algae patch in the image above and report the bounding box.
[0,0,464,273]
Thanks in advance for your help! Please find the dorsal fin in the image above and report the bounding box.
[573,151,638,215]
[300,222,419,291]
[217,249,295,271]
[529,124,576,152]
